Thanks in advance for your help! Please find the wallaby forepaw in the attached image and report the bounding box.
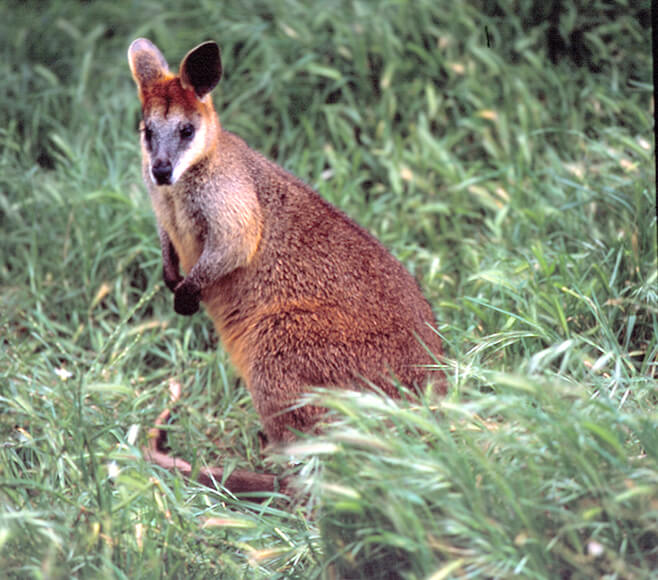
[174,281,200,315]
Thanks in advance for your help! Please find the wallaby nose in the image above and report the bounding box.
[152,160,173,185]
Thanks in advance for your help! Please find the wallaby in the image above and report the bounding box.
[128,38,444,494]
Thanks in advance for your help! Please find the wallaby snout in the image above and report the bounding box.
[151,159,173,185]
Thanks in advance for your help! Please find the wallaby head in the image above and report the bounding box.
[128,38,222,185]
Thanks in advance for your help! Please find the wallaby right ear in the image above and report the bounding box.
[128,38,170,93]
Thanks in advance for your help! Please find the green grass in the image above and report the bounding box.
[1,0,655,578]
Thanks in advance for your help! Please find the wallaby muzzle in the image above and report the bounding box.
[152,159,173,185]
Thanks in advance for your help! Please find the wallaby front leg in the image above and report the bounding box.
[159,228,183,292]
[173,216,261,316]
[173,245,235,315]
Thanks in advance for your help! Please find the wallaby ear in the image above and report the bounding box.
[179,41,222,99]
[128,38,170,92]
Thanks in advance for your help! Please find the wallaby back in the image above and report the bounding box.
[128,39,444,445]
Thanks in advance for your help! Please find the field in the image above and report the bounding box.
[1,1,656,578]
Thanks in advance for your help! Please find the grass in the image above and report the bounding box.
[1,0,655,578]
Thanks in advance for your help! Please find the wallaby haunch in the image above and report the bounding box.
[128,38,444,494]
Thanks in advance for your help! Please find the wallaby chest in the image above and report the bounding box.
[149,177,208,274]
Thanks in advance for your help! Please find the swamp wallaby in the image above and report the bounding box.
[128,38,444,492]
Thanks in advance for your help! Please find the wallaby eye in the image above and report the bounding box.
[180,124,195,140]
[143,124,153,145]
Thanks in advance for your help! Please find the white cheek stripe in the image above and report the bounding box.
[170,160,185,185]
[170,125,208,185]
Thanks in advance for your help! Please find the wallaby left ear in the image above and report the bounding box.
[180,41,222,99]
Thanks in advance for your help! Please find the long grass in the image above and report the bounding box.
[1,1,655,578]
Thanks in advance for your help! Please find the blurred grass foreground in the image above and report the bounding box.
[1,1,656,578]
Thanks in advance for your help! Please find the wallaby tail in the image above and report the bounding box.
[144,381,292,497]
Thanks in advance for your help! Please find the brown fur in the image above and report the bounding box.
[128,39,444,492]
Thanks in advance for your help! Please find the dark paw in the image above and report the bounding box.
[174,281,200,315]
